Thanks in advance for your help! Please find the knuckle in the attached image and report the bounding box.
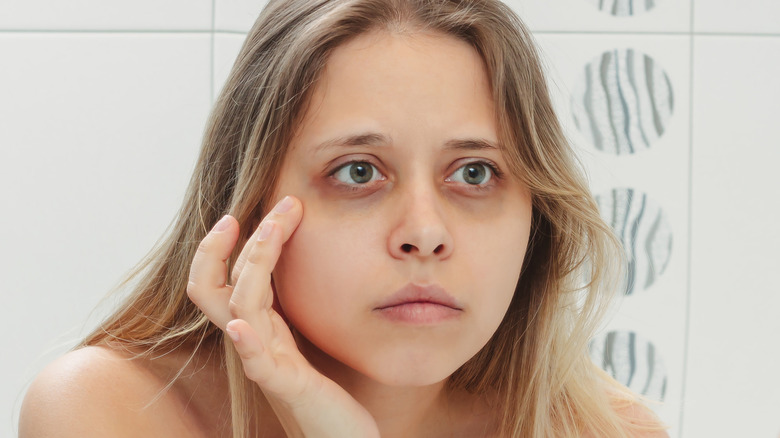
[243,364,263,383]
[246,242,267,265]
[195,236,213,255]
[186,280,200,301]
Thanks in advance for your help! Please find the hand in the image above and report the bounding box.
[187,196,379,438]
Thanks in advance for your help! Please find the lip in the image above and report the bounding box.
[374,283,463,324]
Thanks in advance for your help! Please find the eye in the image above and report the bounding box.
[332,161,383,184]
[448,162,493,186]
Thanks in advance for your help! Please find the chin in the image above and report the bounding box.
[295,327,469,388]
[346,342,476,388]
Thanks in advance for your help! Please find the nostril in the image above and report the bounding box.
[433,244,444,254]
[401,244,413,253]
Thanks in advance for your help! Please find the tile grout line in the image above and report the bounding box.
[678,1,696,437]
[532,30,780,37]
[0,29,212,34]
[0,29,779,37]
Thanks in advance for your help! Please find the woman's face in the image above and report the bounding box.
[271,30,532,387]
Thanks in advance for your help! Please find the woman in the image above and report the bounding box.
[20,0,667,436]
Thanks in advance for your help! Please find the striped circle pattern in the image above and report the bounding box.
[586,0,659,16]
[571,48,674,155]
[589,330,667,401]
[595,188,672,295]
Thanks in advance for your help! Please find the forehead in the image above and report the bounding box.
[290,30,499,153]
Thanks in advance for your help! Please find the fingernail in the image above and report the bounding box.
[257,221,274,241]
[212,215,231,232]
[225,327,240,343]
[273,196,294,213]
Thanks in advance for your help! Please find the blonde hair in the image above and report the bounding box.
[84,0,663,436]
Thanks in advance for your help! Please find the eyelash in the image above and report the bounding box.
[327,159,504,192]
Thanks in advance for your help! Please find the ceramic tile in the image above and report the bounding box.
[507,0,691,33]
[694,0,780,34]
[0,33,211,438]
[215,0,269,33]
[0,0,212,30]
[534,34,691,435]
[213,33,248,101]
[686,35,780,438]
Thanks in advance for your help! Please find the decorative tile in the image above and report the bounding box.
[595,188,673,295]
[505,0,691,33]
[534,33,690,436]
[571,48,675,155]
[590,330,668,401]
[585,0,660,17]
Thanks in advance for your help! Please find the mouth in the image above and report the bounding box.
[374,283,463,324]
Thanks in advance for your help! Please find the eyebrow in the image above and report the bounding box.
[312,132,500,153]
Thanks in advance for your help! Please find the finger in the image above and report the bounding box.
[231,195,303,285]
[225,319,284,392]
[187,215,240,329]
[229,196,302,321]
[229,221,282,324]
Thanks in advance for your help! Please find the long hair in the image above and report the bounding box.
[84,0,660,436]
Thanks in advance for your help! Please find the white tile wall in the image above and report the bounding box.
[215,0,269,33]
[686,35,780,438]
[0,33,211,438]
[0,1,213,30]
[213,33,248,101]
[3,2,780,438]
[694,1,780,34]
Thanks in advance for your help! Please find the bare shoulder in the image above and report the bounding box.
[19,345,222,438]
[613,399,670,438]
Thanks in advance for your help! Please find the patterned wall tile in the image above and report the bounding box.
[571,48,674,155]
[595,188,673,295]
[505,0,691,33]
[532,33,691,436]
[589,330,668,401]
[585,0,660,17]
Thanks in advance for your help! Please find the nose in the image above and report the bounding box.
[387,186,454,260]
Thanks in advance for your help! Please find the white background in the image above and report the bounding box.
[2,1,779,437]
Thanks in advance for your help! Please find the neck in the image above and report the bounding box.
[295,333,456,438]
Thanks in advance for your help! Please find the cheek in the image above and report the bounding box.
[462,216,531,320]
[272,210,383,323]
